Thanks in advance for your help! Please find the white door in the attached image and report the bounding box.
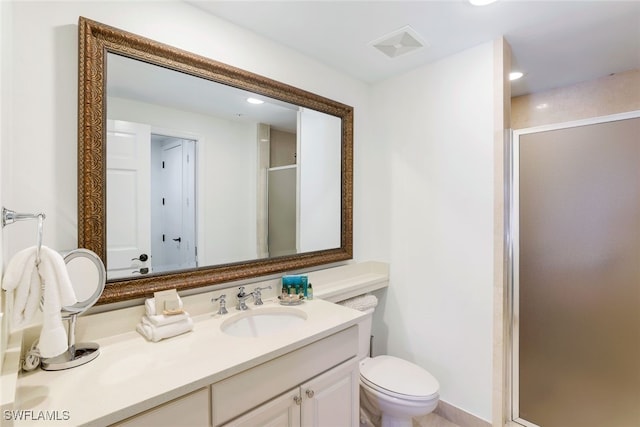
[106,120,151,279]
[155,138,196,272]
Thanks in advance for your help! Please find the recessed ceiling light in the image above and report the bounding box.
[509,71,524,81]
[247,97,264,105]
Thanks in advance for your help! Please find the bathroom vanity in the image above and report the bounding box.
[11,300,361,426]
[116,319,359,427]
[3,262,389,427]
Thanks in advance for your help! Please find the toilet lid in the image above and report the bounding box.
[360,356,439,400]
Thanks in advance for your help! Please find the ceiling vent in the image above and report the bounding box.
[370,26,427,59]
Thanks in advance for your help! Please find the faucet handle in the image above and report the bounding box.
[211,294,228,315]
[252,285,272,305]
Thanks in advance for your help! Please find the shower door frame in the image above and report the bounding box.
[506,110,640,427]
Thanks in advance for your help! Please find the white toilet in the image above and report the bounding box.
[340,296,440,427]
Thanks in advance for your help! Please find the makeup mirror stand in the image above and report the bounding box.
[41,313,100,371]
[41,249,106,371]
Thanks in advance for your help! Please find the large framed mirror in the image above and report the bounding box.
[78,17,353,305]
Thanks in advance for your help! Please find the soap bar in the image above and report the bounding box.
[154,289,183,315]
[162,308,185,316]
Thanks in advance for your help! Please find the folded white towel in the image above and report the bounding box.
[136,316,193,342]
[145,296,184,316]
[146,312,190,327]
[2,246,77,358]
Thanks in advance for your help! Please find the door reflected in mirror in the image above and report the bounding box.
[106,53,342,280]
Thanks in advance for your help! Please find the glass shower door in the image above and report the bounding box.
[512,115,640,427]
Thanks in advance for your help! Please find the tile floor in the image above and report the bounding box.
[413,413,461,427]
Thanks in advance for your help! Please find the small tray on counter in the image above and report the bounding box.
[278,295,305,306]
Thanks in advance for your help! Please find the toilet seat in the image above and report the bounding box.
[360,355,439,402]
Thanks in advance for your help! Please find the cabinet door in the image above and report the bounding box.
[301,358,359,427]
[222,388,301,427]
[113,387,210,427]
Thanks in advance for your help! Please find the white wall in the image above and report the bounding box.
[298,108,342,253]
[0,0,10,367]
[371,42,495,421]
[2,0,379,263]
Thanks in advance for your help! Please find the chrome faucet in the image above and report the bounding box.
[252,285,272,305]
[236,287,254,311]
[211,294,228,315]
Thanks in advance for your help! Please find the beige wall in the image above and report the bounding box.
[512,69,640,129]
[493,38,511,427]
[270,129,297,167]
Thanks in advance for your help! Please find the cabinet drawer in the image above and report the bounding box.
[212,325,358,425]
[112,387,210,427]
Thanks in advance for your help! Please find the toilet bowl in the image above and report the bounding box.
[337,295,440,427]
[359,355,439,427]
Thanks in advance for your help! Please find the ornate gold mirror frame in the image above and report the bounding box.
[78,17,353,305]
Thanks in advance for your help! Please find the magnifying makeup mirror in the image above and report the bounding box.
[41,249,106,371]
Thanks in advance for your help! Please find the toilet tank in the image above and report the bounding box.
[357,308,375,359]
[336,294,378,360]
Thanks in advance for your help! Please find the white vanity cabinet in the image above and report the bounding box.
[114,326,359,427]
[212,325,359,427]
[224,358,359,427]
[300,357,359,427]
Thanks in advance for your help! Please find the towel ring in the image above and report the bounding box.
[2,207,46,264]
[1,207,46,227]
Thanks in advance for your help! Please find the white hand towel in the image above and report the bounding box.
[145,296,183,316]
[2,247,41,328]
[146,312,190,327]
[136,316,193,342]
[37,247,78,357]
[1,246,77,358]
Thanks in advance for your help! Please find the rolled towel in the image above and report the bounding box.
[145,312,190,327]
[145,296,183,316]
[136,317,193,342]
[338,294,378,312]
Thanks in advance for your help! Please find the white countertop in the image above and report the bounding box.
[11,298,365,426]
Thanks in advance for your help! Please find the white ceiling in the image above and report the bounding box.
[107,53,300,132]
[188,0,640,97]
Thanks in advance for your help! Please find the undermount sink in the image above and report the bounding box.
[221,306,308,338]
